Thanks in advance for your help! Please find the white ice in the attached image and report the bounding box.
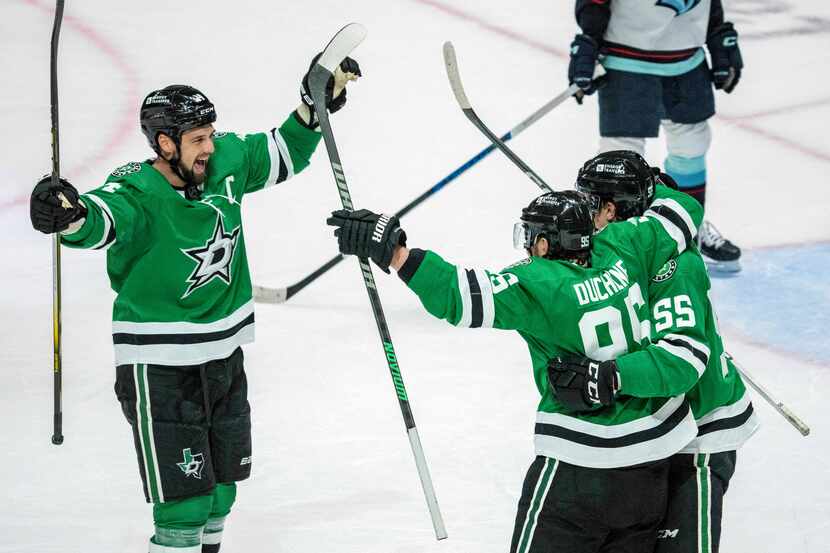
[1,1,829,551]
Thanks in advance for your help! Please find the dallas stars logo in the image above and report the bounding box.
[177,448,205,479]
[181,216,241,298]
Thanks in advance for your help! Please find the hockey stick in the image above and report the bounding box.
[443,41,554,194]
[253,82,579,304]
[445,42,811,440]
[309,23,447,540]
[731,359,810,436]
[50,0,65,446]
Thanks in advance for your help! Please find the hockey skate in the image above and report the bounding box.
[699,220,741,273]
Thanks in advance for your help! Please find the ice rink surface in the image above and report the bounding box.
[2,0,829,551]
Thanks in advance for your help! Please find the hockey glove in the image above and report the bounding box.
[707,22,742,93]
[568,34,601,104]
[300,53,362,128]
[548,355,620,412]
[327,209,407,274]
[30,175,87,234]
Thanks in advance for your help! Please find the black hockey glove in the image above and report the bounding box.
[30,175,87,234]
[300,53,362,127]
[548,355,620,412]
[707,22,742,93]
[327,209,407,274]
[568,34,602,104]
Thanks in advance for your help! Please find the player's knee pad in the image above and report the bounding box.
[599,136,646,156]
[152,493,213,548]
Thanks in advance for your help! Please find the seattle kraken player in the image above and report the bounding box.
[567,0,744,272]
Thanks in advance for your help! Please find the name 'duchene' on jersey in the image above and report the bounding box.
[573,259,630,306]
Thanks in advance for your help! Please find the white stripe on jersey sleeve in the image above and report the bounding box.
[650,198,697,241]
[86,194,116,250]
[272,129,294,178]
[475,269,496,328]
[644,210,687,254]
[663,333,711,361]
[655,338,707,378]
[456,266,472,328]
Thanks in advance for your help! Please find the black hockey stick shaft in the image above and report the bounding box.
[50,0,65,446]
[309,23,447,540]
[254,84,579,304]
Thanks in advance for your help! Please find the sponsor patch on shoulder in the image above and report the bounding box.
[110,162,142,178]
[213,131,228,139]
[652,259,677,282]
[503,258,532,270]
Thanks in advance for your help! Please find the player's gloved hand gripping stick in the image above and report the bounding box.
[307,23,447,540]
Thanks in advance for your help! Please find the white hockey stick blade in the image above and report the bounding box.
[317,23,367,74]
[442,41,471,110]
[252,284,287,304]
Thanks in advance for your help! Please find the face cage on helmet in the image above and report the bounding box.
[513,221,591,255]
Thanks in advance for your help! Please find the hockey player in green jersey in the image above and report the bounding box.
[29,55,361,553]
[326,153,706,553]
[554,150,759,553]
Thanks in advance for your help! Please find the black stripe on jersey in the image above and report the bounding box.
[270,128,288,183]
[697,403,754,436]
[112,314,255,346]
[466,269,484,328]
[651,205,693,250]
[535,400,690,448]
[663,337,709,366]
[93,205,116,250]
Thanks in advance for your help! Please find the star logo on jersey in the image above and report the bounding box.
[655,0,702,15]
[177,448,205,479]
[181,216,241,298]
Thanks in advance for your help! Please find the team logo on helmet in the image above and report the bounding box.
[655,0,702,15]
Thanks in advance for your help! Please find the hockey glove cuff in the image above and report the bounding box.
[30,175,88,234]
[327,209,407,273]
[707,22,742,93]
[300,53,362,128]
[548,355,620,412]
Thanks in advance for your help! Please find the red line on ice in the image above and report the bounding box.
[2,0,140,211]
[412,0,568,59]
[413,0,830,165]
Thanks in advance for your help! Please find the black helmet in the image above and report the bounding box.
[514,190,595,262]
[140,85,216,154]
[575,150,656,220]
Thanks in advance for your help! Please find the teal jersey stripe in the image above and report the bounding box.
[602,49,705,77]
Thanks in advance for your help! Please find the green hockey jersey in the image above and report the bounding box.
[61,114,321,366]
[613,247,759,453]
[398,185,703,468]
